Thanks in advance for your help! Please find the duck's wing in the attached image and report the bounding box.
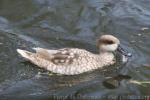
[33,48,79,65]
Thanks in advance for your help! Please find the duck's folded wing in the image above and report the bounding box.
[33,48,79,65]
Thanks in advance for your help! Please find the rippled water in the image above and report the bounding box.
[0,0,150,99]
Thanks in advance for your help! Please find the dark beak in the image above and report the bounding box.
[117,45,132,57]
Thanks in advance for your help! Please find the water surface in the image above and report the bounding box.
[0,0,150,99]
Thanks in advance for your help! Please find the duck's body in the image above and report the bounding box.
[17,35,131,75]
[17,48,115,75]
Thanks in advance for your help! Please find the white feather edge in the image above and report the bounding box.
[17,49,31,59]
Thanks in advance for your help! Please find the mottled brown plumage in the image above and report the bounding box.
[17,35,127,75]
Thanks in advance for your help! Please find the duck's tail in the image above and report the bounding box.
[17,49,34,60]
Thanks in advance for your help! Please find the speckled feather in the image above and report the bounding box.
[17,35,121,75]
[17,48,115,75]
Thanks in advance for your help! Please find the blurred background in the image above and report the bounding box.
[0,0,150,100]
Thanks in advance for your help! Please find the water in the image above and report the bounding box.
[0,0,150,99]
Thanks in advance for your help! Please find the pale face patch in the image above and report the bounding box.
[97,36,120,52]
[100,44,118,52]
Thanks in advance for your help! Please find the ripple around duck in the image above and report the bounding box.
[0,0,150,99]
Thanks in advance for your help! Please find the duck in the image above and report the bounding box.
[17,35,132,75]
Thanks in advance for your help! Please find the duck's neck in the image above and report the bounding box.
[99,50,114,58]
[99,51,115,65]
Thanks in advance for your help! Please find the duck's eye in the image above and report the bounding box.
[100,39,114,45]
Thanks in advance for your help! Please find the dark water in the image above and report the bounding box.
[0,0,150,99]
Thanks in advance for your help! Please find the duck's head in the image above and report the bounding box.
[97,35,132,57]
